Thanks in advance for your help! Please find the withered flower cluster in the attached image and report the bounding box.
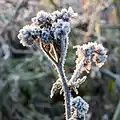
[74,42,107,73]
[18,7,78,66]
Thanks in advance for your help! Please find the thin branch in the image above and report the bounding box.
[57,65,71,120]
[87,0,113,33]
[56,36,71,119]
[101,24,120,29]
[10,46,33,54]
[100,68,118,80]
[112,100,120,120]
[69,58,84,83]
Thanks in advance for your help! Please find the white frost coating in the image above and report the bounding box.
[71,96,89,119]
[31,7,78,24]
[74,42,108,73]
[18,25,41,46]
[69,76,87,94]
[54,19,70,39]
[18,7,76,47]
[18,25,41,39]
[32,10,52,23]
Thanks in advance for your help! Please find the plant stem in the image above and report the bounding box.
[57,65,71,120]
[69,58,84,83]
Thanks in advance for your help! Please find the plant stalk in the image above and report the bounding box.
[57,65,71,120]
[69,58,84,83]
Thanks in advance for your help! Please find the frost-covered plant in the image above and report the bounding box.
[71,96,89,119]
[18,7,107,120]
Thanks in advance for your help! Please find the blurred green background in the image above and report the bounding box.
[0,0,120,120]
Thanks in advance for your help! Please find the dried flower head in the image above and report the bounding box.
[52,7,78,22]
[74,42,107,73]
[17,25,41,46]
[18,7,77,48]
[71,96,89,119]
[32,10,52,24]
[54,19,70,39]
